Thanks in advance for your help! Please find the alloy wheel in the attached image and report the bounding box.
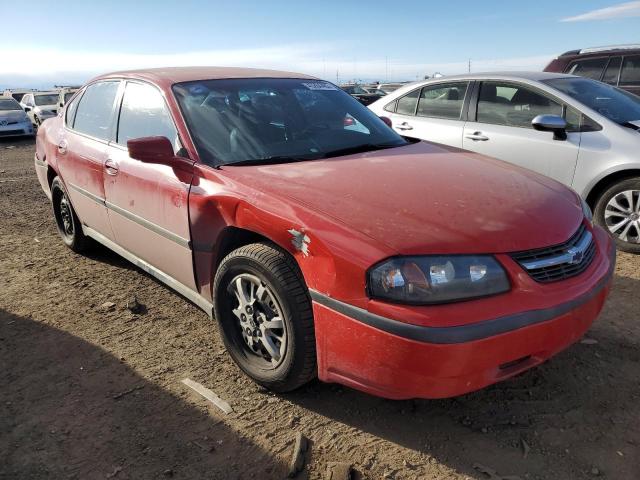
[604,189,640,244]
[227,273,288,368]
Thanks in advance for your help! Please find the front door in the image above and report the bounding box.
[462,81,580,186]
[103,80,196,290]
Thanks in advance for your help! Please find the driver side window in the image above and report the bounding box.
[476,82,563,128]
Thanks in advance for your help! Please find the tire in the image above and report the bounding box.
[213,242,316,392]
[594,177,640,254]
[51,177,91,253]
[34,115,41,128]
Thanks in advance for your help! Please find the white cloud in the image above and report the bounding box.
[561,1,640,22]
[0,44,554,88]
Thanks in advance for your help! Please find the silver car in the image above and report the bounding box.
[368,72,640,252]
[19,92,59,127]
[0,97,34,138]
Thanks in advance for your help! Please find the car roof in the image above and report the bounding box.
[560,44,640,57]
[427,71,576,82]
[93,66,318,86]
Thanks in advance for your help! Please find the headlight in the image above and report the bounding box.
[581,199,593,224]
[368,255,510,304]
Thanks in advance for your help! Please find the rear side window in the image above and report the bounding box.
[383,100,397,113]
[620,55,640,86]
[117,82,178,149]
[73,81,120,140]
[602,57,622,85]
[476,82,562,128]
[395,89,420,116]
[566,58,607,80]
[416,82,468,120]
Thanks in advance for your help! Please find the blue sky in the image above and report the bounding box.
[2,0,640,88]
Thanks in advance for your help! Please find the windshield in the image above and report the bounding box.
[173,78,406,166]
[34,94,58,106]
[0,99,21,111]
[544,77,640,125]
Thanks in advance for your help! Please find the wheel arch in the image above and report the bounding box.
[585,168,640,209]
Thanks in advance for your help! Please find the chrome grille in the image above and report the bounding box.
[511,224,596,283]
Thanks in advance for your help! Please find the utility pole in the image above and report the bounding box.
[468,58,471,73]
[385,56,389,82]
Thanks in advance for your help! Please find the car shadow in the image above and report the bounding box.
[284,271,640,479]
[0,309,286,480]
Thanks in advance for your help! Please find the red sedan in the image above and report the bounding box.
[35,67,615,399]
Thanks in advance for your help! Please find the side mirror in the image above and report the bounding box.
[379,116,393,128]
[24,106,31,112]
[127,136,193,173]
[532,114,567,141]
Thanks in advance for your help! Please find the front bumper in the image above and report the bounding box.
[0,121,34,137]
[312,226,615,399]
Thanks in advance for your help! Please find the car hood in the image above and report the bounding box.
[0,110,28,122]
[221,141,583,255]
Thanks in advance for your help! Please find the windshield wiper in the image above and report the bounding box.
[225,155,319,167]
[320,142,406,159]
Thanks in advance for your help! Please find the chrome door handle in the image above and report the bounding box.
[104,159,119,176]
[57,139,68,154]
[396,122,413,131]
[465,132,489,141]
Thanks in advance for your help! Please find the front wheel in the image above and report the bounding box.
[51,177,90,253]
[213,243,316,392]
[594,177,640,253]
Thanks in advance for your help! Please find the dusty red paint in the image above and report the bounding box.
[36,67,614,399]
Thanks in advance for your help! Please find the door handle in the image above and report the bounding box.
[104,159,119,176]
[465,132,489,141]
[57,139,68,155]
[396,122,413,131]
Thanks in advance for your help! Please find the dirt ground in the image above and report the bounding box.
[1,138,638,480]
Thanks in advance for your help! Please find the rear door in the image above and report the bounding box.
[462,81,580,186]
[103,80,196,290]
[56,81,121,240]
[385,82,469,147]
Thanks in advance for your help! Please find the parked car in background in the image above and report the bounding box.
[369,72,640,252]
[544,44,640,97]
[20,92,59,127]
[57,87,79,109]
[0,97,34,137]
[362,86,386,95]
[340,84,382,105]
[2,89,33,103]
[35,67,613,400]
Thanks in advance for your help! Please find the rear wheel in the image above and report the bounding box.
[594,177,640,253]
[213,242,316,392]
[34,115,41,128]
[51,177,90,253]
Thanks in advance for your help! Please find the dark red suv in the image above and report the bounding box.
[544,45,640,97]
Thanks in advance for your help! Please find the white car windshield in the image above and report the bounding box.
[34,94,58,106]
[0,99,21,111]
[173,78,407,166]
[544,77,640,126]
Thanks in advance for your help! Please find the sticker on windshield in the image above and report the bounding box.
[301,81,338,91]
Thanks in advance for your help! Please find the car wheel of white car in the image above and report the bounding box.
[213,242,317,392]
[34,115,41,127]
[594,177,640,254]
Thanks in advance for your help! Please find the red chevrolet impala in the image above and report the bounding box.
[34,67,615,399]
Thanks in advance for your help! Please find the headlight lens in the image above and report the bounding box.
[368,255,510,304]
[581,199,593,224]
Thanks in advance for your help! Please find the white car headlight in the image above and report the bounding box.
[582,199,593,224]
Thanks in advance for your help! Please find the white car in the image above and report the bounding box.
[369,72,640,252]
[0,97,34,138]
[20,92,59,127]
